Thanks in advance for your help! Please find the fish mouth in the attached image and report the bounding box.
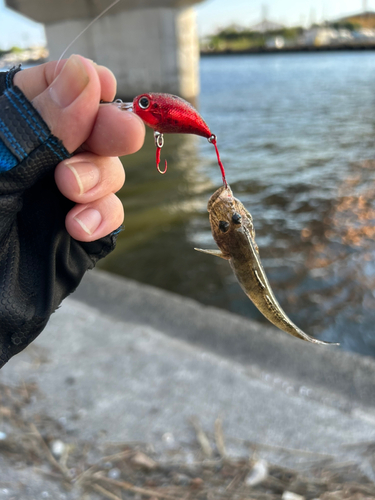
[207,185,233,212]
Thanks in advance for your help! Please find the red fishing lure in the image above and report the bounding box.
[119,93,227,186]
[133,93,211,137]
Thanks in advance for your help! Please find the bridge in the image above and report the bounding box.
[5,0,205,99]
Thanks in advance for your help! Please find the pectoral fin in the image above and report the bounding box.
[194,248,228,260]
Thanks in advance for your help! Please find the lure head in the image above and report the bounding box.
[132,93,212,138]
[207,185,254,256]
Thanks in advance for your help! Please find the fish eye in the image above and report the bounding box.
[139,96,150,109]
[219,221,230,233]
[232,212,242,224]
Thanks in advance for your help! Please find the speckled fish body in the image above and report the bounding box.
[195,185,337,345]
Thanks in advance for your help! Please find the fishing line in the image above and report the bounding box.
[209,135,227,188]
[54,0,122,78]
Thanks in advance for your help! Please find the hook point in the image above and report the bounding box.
[157,160,168,174]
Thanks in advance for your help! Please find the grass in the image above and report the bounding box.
[0,381,374,499]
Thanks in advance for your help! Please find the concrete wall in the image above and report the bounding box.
[45,7,200,100]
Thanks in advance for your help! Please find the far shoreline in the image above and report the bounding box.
[200,43,375,56]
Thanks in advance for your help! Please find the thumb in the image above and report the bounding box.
[31,55,101,153]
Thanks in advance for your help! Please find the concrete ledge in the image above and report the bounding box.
[73,270,375,412]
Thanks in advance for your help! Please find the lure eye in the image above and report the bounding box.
[232,212,242,224]
[139,96,150,109]
[219,221,230,233]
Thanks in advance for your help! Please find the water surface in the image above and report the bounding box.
[98,52,375,356]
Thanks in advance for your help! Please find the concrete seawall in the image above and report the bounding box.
[74,270,375,412]
[1,269,375,497]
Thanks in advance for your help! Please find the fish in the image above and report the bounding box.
[195,185,338,345]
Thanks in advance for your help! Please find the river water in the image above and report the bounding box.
[97,51,375,356]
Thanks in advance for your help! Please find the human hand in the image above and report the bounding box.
[13,54,145,242]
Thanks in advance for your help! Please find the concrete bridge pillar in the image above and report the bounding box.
[5,1,202,100]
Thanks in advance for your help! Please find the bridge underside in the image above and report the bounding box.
[6,1,202,99]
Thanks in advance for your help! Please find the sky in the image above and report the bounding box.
[0,0,373,49]
[196,0,374,35]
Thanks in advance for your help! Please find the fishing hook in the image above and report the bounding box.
[113,101,167,174]
[154,132,167,174]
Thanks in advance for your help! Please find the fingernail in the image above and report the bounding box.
[74,208,102,235]
[66,162,100,195]
[50,55,90,108]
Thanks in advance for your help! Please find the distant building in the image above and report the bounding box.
[336,29,353,41]
[337,11,375,29]
[302,27,338,46]
[266,36,285,49]
[352,27,375,40]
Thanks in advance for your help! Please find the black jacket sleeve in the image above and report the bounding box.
[0,67,119,367]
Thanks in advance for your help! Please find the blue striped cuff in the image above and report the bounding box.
[0,138,18,171]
